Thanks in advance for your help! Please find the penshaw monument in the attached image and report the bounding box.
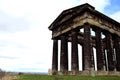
[48,3,120,75]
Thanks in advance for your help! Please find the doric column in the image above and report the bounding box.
[102,35,107,71]
[60,36,68,71]
[91,47,95,70]
[71,31,79,71]
[104,32,115,71]
[114,35,120,71]
[83,23,92,70]
[52,39,58,73]
[94,28,104,70]
[103,48,107,71]
[82,45,84,70]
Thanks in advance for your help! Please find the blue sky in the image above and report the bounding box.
[0,0,120,73]
[104,0,120,14]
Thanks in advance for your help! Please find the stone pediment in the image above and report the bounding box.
[49,3,95,30]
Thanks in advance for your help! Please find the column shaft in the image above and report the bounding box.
[82,45,84,70]
[71,31,79,71]
[95,28,104,70]
[83,23,92,70]
[114,35,120,71]
[52,39,58,72]
[105,32,115,71]
[91,47,95,70]
[103,48,107,71]
[60,36,68,71]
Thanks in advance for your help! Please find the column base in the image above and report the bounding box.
[52,70,58,75]
[116,66,120,71]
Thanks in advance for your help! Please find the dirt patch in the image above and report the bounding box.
[2,75,17,80]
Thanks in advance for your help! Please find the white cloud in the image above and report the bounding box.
[0,12,29,33]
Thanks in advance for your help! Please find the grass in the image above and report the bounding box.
[14,74,120,80]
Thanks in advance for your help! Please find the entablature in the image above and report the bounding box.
[52,11,120,38]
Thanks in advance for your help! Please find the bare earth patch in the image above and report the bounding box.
[2,75,17,80]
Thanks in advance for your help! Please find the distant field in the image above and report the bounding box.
[14,74,120,80]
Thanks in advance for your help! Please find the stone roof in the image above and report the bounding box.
[48,3,120,30]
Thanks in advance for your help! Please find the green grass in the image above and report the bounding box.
[15,74,120,80]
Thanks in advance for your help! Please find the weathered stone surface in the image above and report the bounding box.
[60,36,68,71]
[104,32,115,71]
[82,45,84,70]
[52,39,58,73]
[113,35,120,71]
[94,28,104,70]
[83,23,92,70]
[102,48,107,71]
[71,31,79,71]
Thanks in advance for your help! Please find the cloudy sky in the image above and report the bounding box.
[0,0,120,73]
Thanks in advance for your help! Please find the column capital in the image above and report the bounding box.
[92,27,102,32]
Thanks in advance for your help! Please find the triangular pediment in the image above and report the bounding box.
[48,3,95,30]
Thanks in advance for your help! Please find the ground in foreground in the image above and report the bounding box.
[13,74,120,80]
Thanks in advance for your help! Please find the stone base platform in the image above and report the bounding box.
[52,71,120,76]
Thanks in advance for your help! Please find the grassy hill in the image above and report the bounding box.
[13,74,120,80]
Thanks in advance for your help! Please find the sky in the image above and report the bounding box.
[0,0,120,73]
